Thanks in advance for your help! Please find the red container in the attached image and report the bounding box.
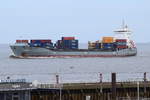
[40,40,51,43]
[117,45,127,49]
[16,40,21,43]
[16,40,28,43]
[62,37,75,40]
[22,40,28,43]
[31,40,51,43]
[116,39,127,42]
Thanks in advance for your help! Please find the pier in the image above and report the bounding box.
[0,73,150,100]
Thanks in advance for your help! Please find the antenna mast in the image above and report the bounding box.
[122,19,125,29]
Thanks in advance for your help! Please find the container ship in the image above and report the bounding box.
[10,23,137,58]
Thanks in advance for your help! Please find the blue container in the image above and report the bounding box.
[31,40,42,44]
[42,43,53,47]
[116,42,127,46]
[95,43,101,49]
[30,40,42,47]
[29,43,42,47]
[70,44,78,49]
[30,40,54,48]
[102,43,114,50]
[62,40,78,49]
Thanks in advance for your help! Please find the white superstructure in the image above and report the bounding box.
[114,21,135,48]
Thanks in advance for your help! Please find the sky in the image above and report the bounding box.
[0,0,149,43]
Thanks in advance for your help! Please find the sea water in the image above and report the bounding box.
[0,43,150,83]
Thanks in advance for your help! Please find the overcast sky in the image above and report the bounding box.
[0,0,149,43]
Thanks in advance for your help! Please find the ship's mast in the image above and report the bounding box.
[122,20,125,29]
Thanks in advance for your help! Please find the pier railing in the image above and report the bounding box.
[117,97,150,100]
[0,72,148,84]
[0,72,150,100]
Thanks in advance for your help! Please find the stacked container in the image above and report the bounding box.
[62,37,75,40]
[56,37,78,49]
[88,42,96,49]
[116,39,127,49]
[102,37,114,43]
[102,43,115,50]
[102,37,115,50]
[95,43,101,49]
[88,41,101,50]
[16,40,28,43]
[30,39,53,48]
[63,40,78,49]
[56,40,63,49]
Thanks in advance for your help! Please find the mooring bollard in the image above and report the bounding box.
[56,74,59,84]
[99,73,103,93]
[144,72,147,97]
[111,73,116,100]
[99,73,103,83]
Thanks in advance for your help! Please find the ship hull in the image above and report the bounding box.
[10,44,137,58]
